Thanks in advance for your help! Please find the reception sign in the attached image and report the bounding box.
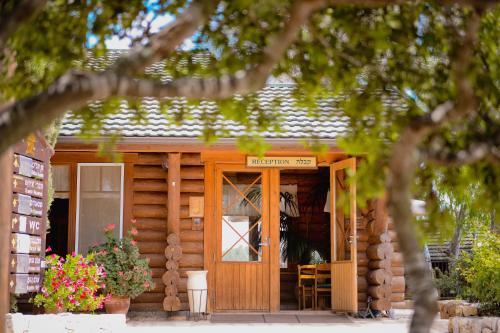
[246,156,317,168]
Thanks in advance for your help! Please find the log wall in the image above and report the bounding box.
[130,152,204,311]
[128,155,403,312]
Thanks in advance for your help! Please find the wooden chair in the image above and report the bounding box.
[314,263,331,309]
[297,264,316,310]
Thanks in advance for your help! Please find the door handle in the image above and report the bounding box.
[259,237,270,247]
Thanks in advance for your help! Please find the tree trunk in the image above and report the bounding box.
[387,129,439,333]
[449,204,465,260]
[490,210,497,232]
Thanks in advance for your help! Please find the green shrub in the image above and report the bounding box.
[462,232,500,314]
[89,222,155,299]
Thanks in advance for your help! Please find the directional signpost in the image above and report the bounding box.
[8,133,53,295]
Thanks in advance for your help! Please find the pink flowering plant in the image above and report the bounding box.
[33,252,107,312]
[89,222,154,299]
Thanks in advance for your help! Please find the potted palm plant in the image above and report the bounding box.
[89,221,154,314]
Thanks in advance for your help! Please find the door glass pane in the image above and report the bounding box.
[78,165,122,254]
[333,169,351,261]
[221,172,262,262]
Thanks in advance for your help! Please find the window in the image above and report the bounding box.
[76,164,124,254]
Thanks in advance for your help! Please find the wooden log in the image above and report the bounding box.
[392,276,405,293]
[177,278,187,293]
[137,241,167,254]
[357,252,368,266]
[135,218,166,231]
[180,230,203,242]
[133,165,165,179]
[367,243,393,260]
[390,293,405,302]
[167,233,180,246]
[179,254,203,268]
[150,268,166,278]
[164,245,182,260]
[165,260,179,271]
[133,179,167,192]
[368,233,391,244]
[357,266,368,276]
[367,269,393,285]
[162,270,180,285]
[372,299,392,311]
[391,266,405,276]
[370,196,388,236]
[141,254,166,268]
[180,153,202,166]
[357,276,368,292]
[357,241,368,252]
[151,278,164,292]
[368,285,391,299]
[180,218,193,230]
[164,284,178,296]
[180,167,204,180]
[368,259,391,270]
[358,293,367,302]
[179,206,190,219]
[133,204,167,218]
[133,230,165,242]
[180,180,204,193]
[357,232,369,242]
[133,292,165,303]
[181,242,204,254]
[391,252,404,267]
[163,295,181,311]
[134,192,167,205]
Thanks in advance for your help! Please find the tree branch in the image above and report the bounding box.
[0,0,47,51]
[0,0,328,154]
[386,10,482,333]
[109,0,219,76]
[422,136,500,166]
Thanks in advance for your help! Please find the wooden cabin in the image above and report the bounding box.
[48,62,405,313]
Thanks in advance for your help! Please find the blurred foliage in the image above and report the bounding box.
[462,232,500,313]
[435,231,500,315]
[1,1,499,241]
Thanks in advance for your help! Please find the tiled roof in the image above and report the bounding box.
[427,235,475,262]
[59,51,404,141]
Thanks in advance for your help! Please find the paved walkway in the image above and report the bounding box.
[126,310,449,333]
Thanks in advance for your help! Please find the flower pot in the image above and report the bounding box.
[186,270,208,314]
[44,307,66,314]
[105,295,131,314]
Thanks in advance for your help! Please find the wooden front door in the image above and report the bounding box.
[214,165,270,311]
[330,158,358,313]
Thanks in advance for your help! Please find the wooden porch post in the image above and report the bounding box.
[0,149,13,332]
[163,152,182,312]
[167,152,181,235]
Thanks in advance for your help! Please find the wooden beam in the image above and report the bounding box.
[0,149,13,332]
[167,153,181,235]
[203,161,215,312]
[269,169,281,312]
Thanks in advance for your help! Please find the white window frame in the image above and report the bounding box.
[75,163,124,253]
